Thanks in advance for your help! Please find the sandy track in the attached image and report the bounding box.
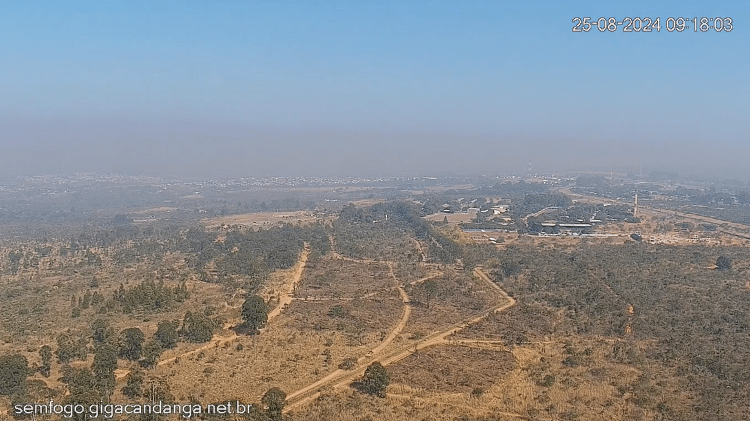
[285,261,411,404]
[284,267,515,412]
[267,244,309,322]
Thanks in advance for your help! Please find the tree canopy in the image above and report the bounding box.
[141,340,163,368]
[241,295,269,330]
[716,255,732,271]
[118,328,146,360]
[39,345,52,377]
[0,354,28,395]
[154,320,179,349]
[92,343,118,397]
[180,311,216,343]
[360,361,389,397]
[261,387,286,421]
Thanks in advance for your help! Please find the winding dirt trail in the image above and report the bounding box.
[285,261,411,403]
[284,267,515,413]
[363,263,411,360]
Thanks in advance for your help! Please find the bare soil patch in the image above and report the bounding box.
[424,211,476,224]
[296,257,393,299]
[203,211,319,229]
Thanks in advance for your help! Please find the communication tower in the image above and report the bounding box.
[527,161,532,180]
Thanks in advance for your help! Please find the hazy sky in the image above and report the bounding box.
[1,1,747,179]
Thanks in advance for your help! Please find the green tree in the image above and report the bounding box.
[10,387,33,420]
[55,334,89,363]
[180,311,215,343]
[39,345,52,377]
[141,340,162,368]
[241,295,268,330]
[360,361,389,397]
[0,354,28,395]
[91,291,103,307]
[118,328,146,360]
[423,279,438,308]
[92,343,117,397]
[63,367,101,421]
[81,290,91,309]
[55,333,76,364]
[74,336,88,361]
[122,367,144,398]
[716,255,732,271]
[154,320,179,349]
[261,387,286,421]
[91,318,114,344]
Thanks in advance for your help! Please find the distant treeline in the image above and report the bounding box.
[181,223,330,291]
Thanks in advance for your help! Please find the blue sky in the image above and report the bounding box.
[1,1,747,178]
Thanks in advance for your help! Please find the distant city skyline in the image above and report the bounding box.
[1,1,747,179]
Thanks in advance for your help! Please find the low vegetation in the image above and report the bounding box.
[1,185,749,421]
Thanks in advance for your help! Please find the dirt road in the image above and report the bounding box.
[267,245,309,322]
[285,261,411,404]
[284,267,515,412]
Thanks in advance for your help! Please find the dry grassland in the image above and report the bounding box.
[292,337,690,421]
[452,302,557,344]
[388,345,516,393]
[157,323,358,405]
[284,293,402,343]
[0,270,228,358]
[401,272,503,338]
[291,388,522,421]
[424,211,477,224]
[203,211,320,229]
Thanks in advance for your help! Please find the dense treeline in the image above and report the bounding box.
[1,223,182,274]
[334,201,460,263]
[2,219,330,276]
[333,203,412,261]
[112,279,190,313]
[68,280,189,317]
[181,223,329,290]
